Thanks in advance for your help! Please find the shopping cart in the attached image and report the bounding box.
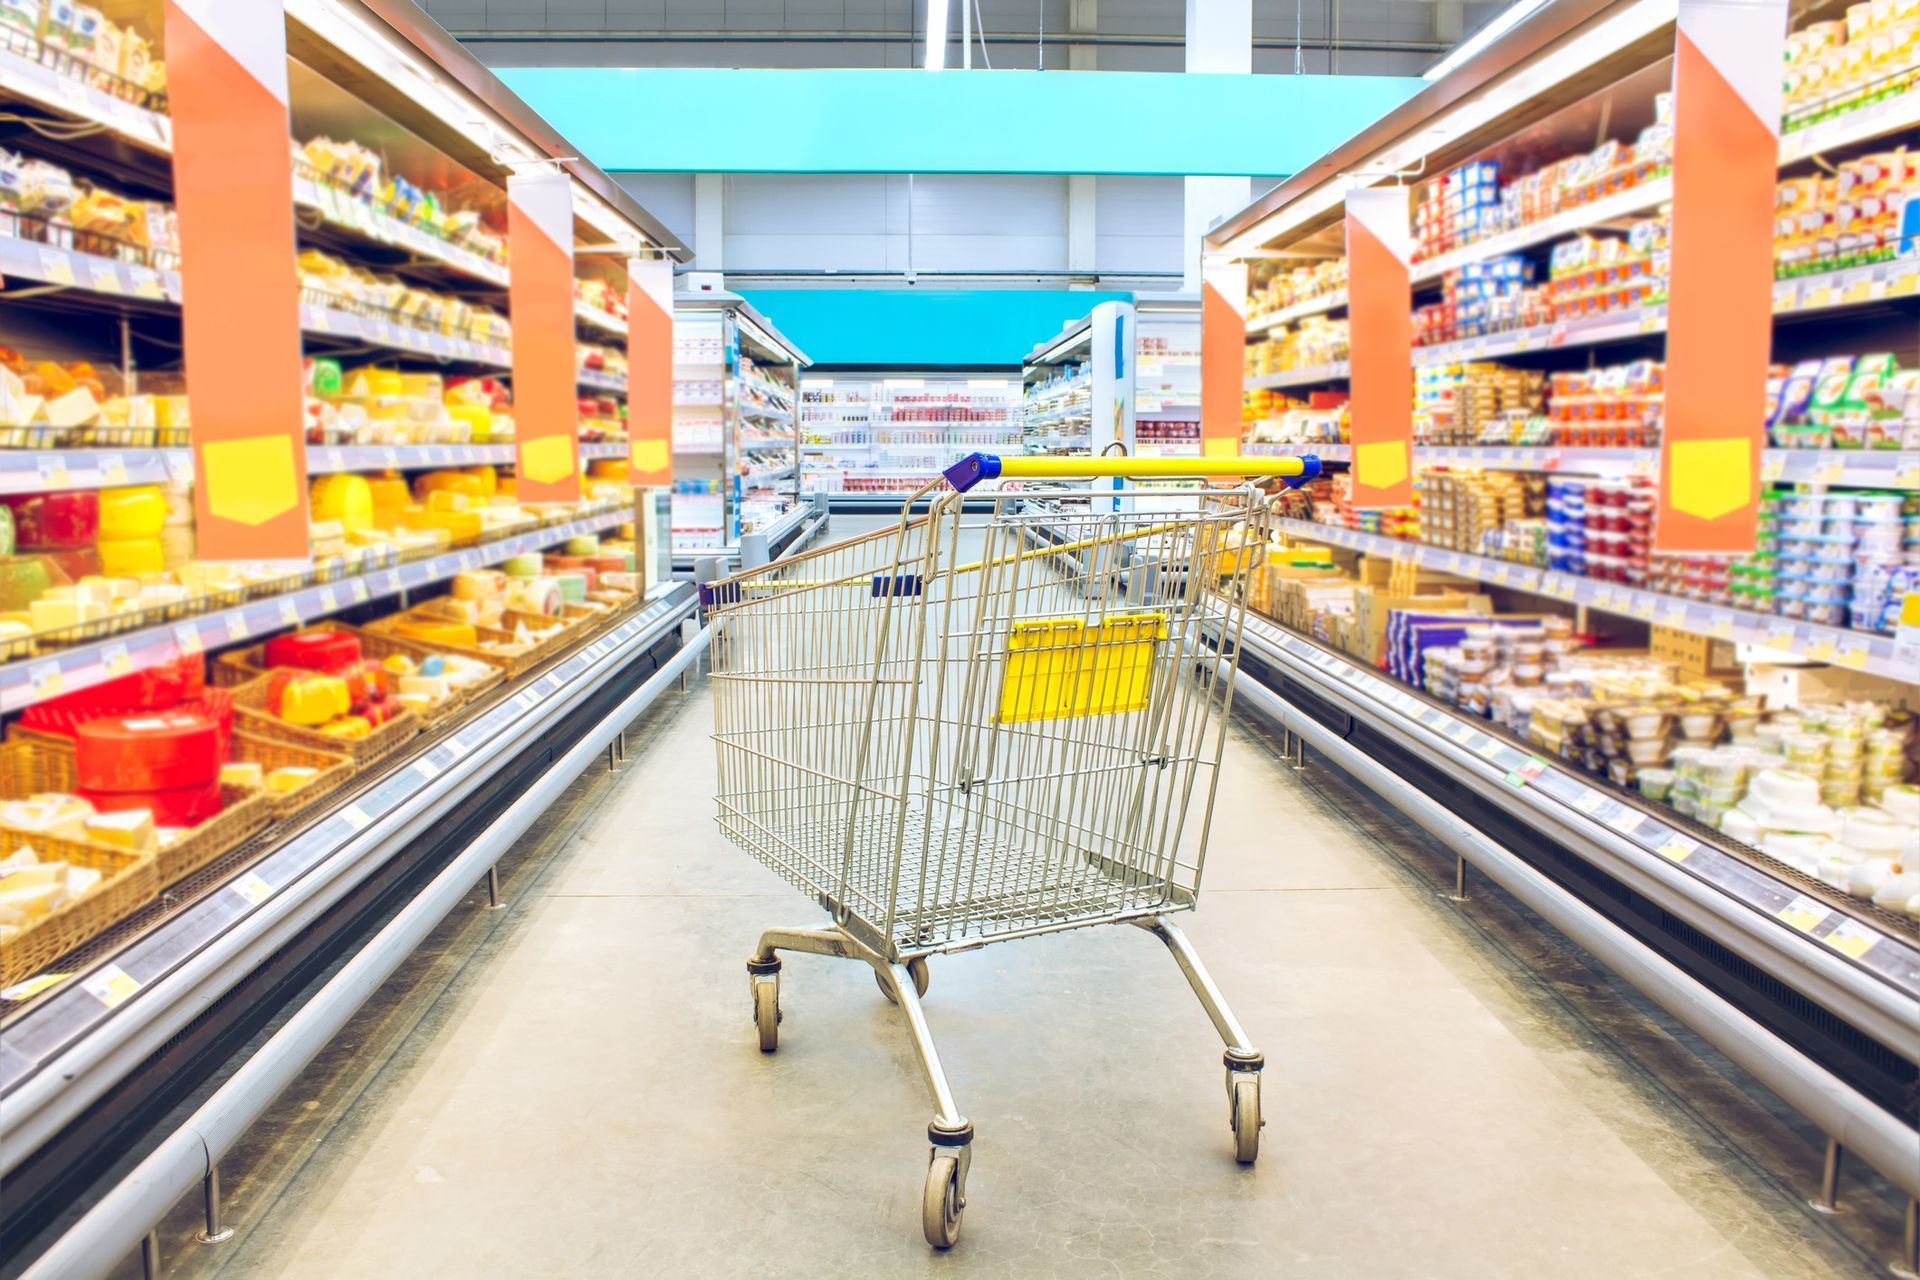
[706,451,1340,1248]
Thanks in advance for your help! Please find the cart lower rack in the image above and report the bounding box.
[707,451,1338,1248]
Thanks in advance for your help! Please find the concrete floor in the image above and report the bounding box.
[158,669,1893,1280]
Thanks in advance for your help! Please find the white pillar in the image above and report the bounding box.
[1183,0,1252,291]
[1434,1,1465,42]
[1069,0,1097,70]
[691,172,725,284]
[1068,175,1097,280]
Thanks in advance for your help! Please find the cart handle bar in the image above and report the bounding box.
[942,452,1347,493]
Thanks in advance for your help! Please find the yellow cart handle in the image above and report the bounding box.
[942,452,1347,493]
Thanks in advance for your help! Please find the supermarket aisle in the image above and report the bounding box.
[193,676,1874,1278]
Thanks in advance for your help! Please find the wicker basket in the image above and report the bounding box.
[362,614,548,679]
[228,732,355,821]
[229,674,421,767]
[212,627,505,722]
[0,736,275,887]
[0,832,158,988]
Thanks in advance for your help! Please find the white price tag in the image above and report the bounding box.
[317,586,339,614]
[28,661,63,699]
[100,642,131,678]
[350,578,370,604]
[339,803,372,832]
[173,623,204,657]
[36,455,70,488]
[444,736,468,757]
[85,257,123,294]
[231,871,273,906]
[36,247,76,286]
[226,612,250,642]
[413,758,441,781]
[129,268,167,300]
[98,453,127,485]
[1777,894,1830,933]
[82,964,141,1009]
[277,598,301,628]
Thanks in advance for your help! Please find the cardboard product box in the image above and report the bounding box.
[1351,588,1490,665]
[1649,624,1742,678]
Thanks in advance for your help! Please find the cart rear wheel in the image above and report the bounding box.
[751,976,779,1053]
[1230,1074,1261,1164]
[922,1153,964,1249]
[876,958,931,1005]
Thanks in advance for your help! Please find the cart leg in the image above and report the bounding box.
[745,927,862,1053]
[877,962,973,1250]
[1135,915,1265,1164]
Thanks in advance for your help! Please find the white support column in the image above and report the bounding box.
[1069,0,1098,70]
[691,172,725,287]
[1434,2,1466,42]
[1068,175,1097,280]
[1183,0,1252,291]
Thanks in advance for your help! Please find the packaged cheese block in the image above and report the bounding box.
[311,474,375,534]
[444,402,491,440]
[553,573,589,605]
[416,470,485,502]
[398,674,450,702]
[219,762,265,789]
[277,675,352,726]
[97,536,165,576]
[98,485,166,539]
[600,571,642,592]
[366,474,412,515]
[263,630,361,673]
[83,777,223,828]
[504,578,561,616]
[29,593,107,632]
[395,691,435,713]
[1,491,99,549]
[501,553,543,578]
[462,465,499,497]
[77,712,221,790]
[0,862,64,890]
[318,715,373,741]
[0,796,95,841]
[266,766,319,794]
[394,619,477,647]
[563,535,600,556]
[84,807,157,853]
[451,569,505,601]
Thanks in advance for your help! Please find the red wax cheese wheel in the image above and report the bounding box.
[38,653,204,712]
[82,777,224,828]
[1,491,100,549]
[21,686,230,754]
[75,712,221,791]
[263,630,361,673]
[543,555,591,570]
[584,556,627,575]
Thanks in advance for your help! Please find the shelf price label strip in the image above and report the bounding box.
[0,513,624,714]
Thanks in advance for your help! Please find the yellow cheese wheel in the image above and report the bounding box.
[394,619,478,646]
[99,485,166,539]
[366,475,411,514]
[281,675,351,726]
[311,473,375,534]
[445,403,491,439]
[415,470,485,502]
[461,465,499,497]
[97,536,165,576]
[587,459,630,483]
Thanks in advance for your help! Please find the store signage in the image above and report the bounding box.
[163,0,310,561]
[509,171,583,502]
[1656,0,1787,552]
[627,255,673,487]
[1200,258,1247,460]
[1345,187,1414,509]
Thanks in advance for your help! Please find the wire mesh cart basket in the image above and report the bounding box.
[706,451,1338,1248]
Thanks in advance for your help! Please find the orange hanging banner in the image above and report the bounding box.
[1200,258,1248,459]
[163,0,310,562]
[626,255,674,488]
[1345,187,1414,509]
[1656,0,1787,553]
[508,171,582,503]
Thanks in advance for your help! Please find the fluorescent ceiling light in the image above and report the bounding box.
[925,0,950,69]
[1422,0,1554,81]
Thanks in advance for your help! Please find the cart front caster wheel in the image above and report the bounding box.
[922,1152,965,1249]
[751,976,780,1053]
[876,957,931,1005]
[1229,1072,1262,1164]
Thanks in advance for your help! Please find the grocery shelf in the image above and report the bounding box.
[1271,517,1908,680]
[0,233,176,305]
[300,303,512,368]
[0,441,630,489]
[1780,85,1920,163]
[1247,360,1350,391]
[0,42,171,153]
[576,303,626,337]
[1249,290,1348,334]
[0,507,631,716]
[1241,443,1920,489]
[578,369,628,394]
[291,176,510,290]
[1410,175,1674,286]
[0,580,698,1190]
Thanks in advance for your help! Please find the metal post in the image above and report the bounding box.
[1446,855,1470,903]
[1903,1196,1917,1276]
[196,1165,233,1244]
[484,865,504,911]
[1812,1137,1843,1213]
[141,1231,160,1279]
[607,741,618,772]
[1291,738,1308,771]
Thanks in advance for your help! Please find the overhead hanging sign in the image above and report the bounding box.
[508,171,582,503]
[1656,0,1787,553]
[1200,259,1247,460]
[627,256,673,487]
[164,0,310,562]
[1345,186,1414,509]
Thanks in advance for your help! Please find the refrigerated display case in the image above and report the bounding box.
[1131,295,1202,460]
[1204,0,1920,1252]
[800,373,1020,500]
[0,0,699,1257]
[671,293,807,562]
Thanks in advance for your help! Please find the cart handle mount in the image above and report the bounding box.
[942,452,1349,493]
